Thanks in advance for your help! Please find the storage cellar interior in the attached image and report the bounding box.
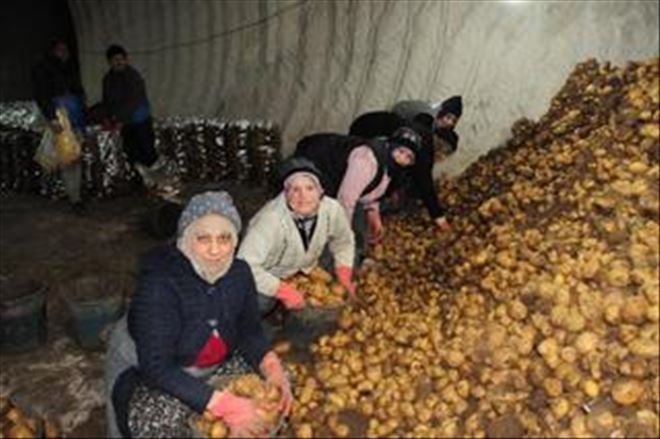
[0,0,658,438]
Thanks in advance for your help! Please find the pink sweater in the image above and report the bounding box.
[337,145,390,221]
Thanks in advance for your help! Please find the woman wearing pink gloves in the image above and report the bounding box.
[105,191,291,437]
[238,158,357,315]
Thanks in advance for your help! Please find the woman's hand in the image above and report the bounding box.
[207,390,268,437]
[275,282,305,310]
[366,209,384,244]
[259,352,293,416]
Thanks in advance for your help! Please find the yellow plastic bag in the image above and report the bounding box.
[54,107,81,166]
[34,128,59,172]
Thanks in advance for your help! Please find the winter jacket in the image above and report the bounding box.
[294,133,389,198]
[102,65,151,125]
[349,111,446,219]
[238,193,354,297]
[108,244,269,432]
[32,55,85,122]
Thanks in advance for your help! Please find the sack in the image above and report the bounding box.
[54,107,81,166]
[34,129,59,172]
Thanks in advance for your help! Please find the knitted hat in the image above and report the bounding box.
[177,191,242,237]
[436,96,463,119]
[389,127,423,155]
[277,157,325,190]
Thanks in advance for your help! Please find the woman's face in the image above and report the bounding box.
[392,147,416,167]
[189,215,236,270]
[285,175,322,217]
[436,113,458,129]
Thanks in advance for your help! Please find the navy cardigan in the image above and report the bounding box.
[126,244,270,413]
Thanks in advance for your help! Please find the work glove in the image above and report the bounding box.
[335,266,356,298]
[259,351,293,416]
[275,282,305,310]
[336,265,366,309]
[207,390,267,437]
[434,216,451,232]
[365,209,384,244]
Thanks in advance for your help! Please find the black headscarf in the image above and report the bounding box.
[436,96,463,119]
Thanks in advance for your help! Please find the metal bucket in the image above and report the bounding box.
[0,279,48,354]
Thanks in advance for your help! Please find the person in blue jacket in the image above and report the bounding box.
[105,191,292,438]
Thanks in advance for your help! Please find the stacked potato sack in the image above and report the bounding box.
[285,58,659,438]
[156,118,281,185]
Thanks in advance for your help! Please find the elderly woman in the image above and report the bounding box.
[105,191,291,438]
[238,158,356,312]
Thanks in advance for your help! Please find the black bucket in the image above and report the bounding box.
[62,274,129,350]
[0,278,48,354]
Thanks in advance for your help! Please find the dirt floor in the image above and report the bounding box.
[0,181,274,437]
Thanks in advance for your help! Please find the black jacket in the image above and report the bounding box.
[32,55,85,121]
[294,133,390,198]
[117,245,269,414]
[102,65,149,124]
[348,111,446,219]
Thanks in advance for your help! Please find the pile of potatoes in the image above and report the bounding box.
[0,396,60,439]
[283,57,659,438]
[288,268,347,308]
[194,374,283,438]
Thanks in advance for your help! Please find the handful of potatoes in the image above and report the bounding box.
[0,396,60,439]
[288,267,347,308]
[193,374,282,438]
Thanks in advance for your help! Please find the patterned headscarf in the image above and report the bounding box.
[176,191,242,283]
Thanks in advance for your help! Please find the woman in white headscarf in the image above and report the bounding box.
[238,158,357,313]
[105,191,291,438]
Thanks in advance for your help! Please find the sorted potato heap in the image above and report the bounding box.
[285,57,659,438]
[288,268,348,308]
[194,374,282,438]
[0,396,60,439]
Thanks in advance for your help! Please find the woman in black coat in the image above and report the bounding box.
[105,191,292,438]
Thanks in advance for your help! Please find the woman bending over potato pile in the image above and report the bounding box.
[238,158,357,313]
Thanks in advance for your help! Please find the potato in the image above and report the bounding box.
[7,425,34,439]
[295,423,313,438]
[43,421,60,439]
[210,421,228,438]
[612,379,645,405]
[273,340,291,355]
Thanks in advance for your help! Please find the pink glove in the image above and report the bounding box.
[207,390,266,437]
[275,282,305,310]
[335,266,356,298]
[435,216,451,232]
[260,352,293,416]
[366,209,384,244]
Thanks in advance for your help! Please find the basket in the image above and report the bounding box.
[0,278,47,353]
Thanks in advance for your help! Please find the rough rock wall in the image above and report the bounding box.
[69,0,659,175]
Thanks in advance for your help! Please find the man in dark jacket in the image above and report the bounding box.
[32,39,86,213]
[102,44,160,185]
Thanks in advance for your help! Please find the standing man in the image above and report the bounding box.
[102,44,160,186]
[32,38,87,213]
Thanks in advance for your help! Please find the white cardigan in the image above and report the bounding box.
[237,193,355,297]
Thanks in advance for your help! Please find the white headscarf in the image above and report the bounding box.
[177,214,238,284]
